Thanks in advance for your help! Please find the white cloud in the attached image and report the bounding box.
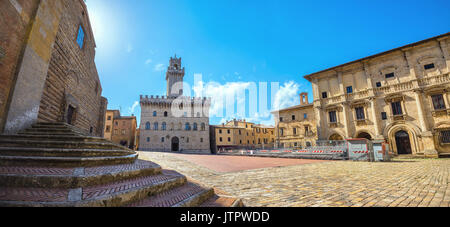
[145,59,153,65]
[127,101,139,115]
[272,81,301,111]
[154,63,165,72]
[193,80,301,125]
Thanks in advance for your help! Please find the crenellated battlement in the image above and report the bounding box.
[140,95,211,106]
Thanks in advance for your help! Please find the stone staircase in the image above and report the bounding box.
[0,122,243,207]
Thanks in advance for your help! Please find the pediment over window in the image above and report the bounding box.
[423,85,447,95]
[384,94,405,103]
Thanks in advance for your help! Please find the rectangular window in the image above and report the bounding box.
[304,113,307,119]
[305,126,309,133]
[293,128,297,135]
[106,126,111,132]
[280,117,283,122]
[385,72,395,79]
[329,111,337,123]
[76,25,85,49]
[441,131,450,143]
[346,86,353,94]
[322,92,328,99]
[107,116,111,120]
[424,63,435,70]
[280,128,284,136]
[392,101,403,116]
[355,107,365,120]
[376,82,382,88]
[219,137,222,142]
[381,112,387,120]
[292,115,296,121]
[431,94,446,110]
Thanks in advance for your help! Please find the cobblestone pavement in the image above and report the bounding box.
[138,152,450,207]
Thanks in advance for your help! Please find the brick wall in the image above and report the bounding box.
[36,0,105,137]
[0,0,40,132]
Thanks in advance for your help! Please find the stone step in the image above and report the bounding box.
[23,128,83,134]
[0,154,138,167]
[0,139,127,150]
[126,181,214,207]
[0,147,134,157]
[199,194,244,207]
[0,170,187,207]
[18,132,82,136]
[0,159,162,188]
[0,134,116,143]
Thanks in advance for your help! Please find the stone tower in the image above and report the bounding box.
[166,55,185,98]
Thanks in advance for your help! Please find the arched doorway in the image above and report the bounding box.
[395,131,412,154]
[356,132,372,140]
[329,134,344,141]
[171,137,179,152]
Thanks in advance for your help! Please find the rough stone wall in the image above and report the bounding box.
[139,102,211,153]
[274,105,317,148]
[36,0,104,137]
[111,117,137,149]
[0,0,40,133]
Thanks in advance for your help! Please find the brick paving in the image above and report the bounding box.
[138,152,450,207]
[0,160,159,176]
[127,182,206,207]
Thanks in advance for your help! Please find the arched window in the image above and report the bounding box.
[161,137,165,142]
[147,137,150,142]
[154,122,158,131]
[193,123,198,131]
[145,122,151,130]
[164,111,168,117]
[153,111,157,117]
[201,123,206,131]
[162,122,167,131]
[185,123,191,131]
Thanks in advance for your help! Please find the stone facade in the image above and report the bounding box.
[139,56,211,153]
[104,110,137,150]
[305,32,450,158]
[0,0,107,137]
[212,119,275,152]
[272,93,318,149]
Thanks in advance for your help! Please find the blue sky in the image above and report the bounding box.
[86,0,450,126]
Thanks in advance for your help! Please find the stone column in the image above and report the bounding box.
[369,98,382,139]
[4,0,64,134]
[413,90,428,132]
[438,38,450,73]
[341,103,351,138]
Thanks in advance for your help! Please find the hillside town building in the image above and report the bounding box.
[272,93,318,149]
[103,110,138,150]
[304,32,450,158]
[211,119,275,152]
[139,56,211,153]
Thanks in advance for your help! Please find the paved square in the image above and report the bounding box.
[167,154,329,173]
[138,152,450,207]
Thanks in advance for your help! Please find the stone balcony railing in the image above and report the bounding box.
[320,73,450,107]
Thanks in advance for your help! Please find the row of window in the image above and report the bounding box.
[144,122,206,131]
[219,137,274,144]
[279,113,308,122]
[321,64,437,99]
[145,137,204,143]
[327,94,447,123]
[279,126,310,136]
[150,111,204,118]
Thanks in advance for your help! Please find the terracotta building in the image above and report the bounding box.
[103,110,137,150]
[211,119,275,152]
[0,0,107,136]
[305,32,450,158]
[272,93,318,149]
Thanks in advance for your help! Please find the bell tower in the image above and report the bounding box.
[166,55,185,98]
